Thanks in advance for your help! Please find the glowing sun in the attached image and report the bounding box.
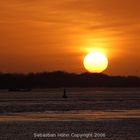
[83,52,108,73]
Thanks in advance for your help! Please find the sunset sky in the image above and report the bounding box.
[0,0,140,76]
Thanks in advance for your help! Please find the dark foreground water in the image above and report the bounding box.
[0,88,140,139]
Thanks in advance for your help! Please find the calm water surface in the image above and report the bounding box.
[0,88,140,139]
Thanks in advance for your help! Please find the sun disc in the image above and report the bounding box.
[83,52,108,73]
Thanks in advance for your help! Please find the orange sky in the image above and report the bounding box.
[0,0,140,76]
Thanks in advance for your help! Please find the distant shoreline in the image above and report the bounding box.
[0,71,139,89]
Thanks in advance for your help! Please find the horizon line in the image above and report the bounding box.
[0,70,139,78]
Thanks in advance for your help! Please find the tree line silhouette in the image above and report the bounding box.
[0,71,139,89]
